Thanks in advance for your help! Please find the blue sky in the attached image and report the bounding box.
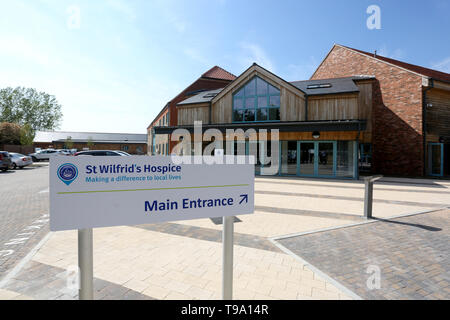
[0,0,449,133]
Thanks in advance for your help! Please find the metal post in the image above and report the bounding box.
[363,175,383,219]
[222,216,234,300]
[78,228,93,300]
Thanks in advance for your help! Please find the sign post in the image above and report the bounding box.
[78,228,93,300]
[50,156,254,300]
[222,216,234,300]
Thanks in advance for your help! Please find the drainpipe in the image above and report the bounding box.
[422,78,434,176]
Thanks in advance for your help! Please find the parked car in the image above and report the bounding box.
[56,149,73,155]
[74,150,130,156]
[0,151,12,172]
[28,149,61,161]
[9,152,33,169]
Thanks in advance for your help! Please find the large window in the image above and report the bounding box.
[233,76,280,122]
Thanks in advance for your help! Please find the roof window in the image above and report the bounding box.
[306,83,332,89]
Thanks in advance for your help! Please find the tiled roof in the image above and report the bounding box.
[202,66,237,81]
[342,45,450,83]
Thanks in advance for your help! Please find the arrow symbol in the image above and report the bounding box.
[239,194,248,204]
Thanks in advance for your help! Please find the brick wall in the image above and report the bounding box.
[311,46,424,176]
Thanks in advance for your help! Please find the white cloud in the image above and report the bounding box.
[286,56,320,81]
[154,0,187,33]
[431,57,450,73]
[377,45,404,60]
[238,42,275,72]
[183,48,210,66]
[106,0,136,21]
[0,35,54,66]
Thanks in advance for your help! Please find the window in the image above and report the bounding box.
[233,76,280,122]
[307,83,332,89]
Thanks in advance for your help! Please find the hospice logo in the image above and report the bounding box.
[57,163,78,185]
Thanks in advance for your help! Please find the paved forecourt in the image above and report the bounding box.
[1,170,449,300]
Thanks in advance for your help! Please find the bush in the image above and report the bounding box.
[0,122,21,145]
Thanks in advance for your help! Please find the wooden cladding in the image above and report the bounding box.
[356,81,373,133]
[177,104,210,125]
[212,92,233,123]
[426,88,450,138]
[280,88,306,121]
[307,94,359,120]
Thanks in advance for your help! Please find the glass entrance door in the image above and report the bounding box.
[318,142,335,176]
[428,143,443,176]
[279,140,354,178]
[280,141,298,175]
[299,142,315,175]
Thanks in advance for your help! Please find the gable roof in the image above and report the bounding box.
[337,45,450,83]
[212,63,307,103]
[202,66,237,81]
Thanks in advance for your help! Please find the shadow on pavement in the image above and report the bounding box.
[373,217,442,231]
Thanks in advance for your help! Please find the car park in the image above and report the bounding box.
[0,151,12,172]
[28,149,62,161]
[9,152,33,169]
[74,150,130,156]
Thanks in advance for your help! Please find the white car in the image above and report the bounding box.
[29,149,61,161]
[9,153,33,169]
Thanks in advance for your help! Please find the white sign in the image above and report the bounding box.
[50,156,254,231]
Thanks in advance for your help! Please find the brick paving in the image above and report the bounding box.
[0,165,50,276]
[137,222,281,252]
[1,173,449,300]
[277,209,450,299]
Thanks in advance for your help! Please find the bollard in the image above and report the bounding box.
[363,175,383,219]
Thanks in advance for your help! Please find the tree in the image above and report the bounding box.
[0,87,63,130]
[0,122,21,145]
[65,136,74,149]
[20,123,35,146]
